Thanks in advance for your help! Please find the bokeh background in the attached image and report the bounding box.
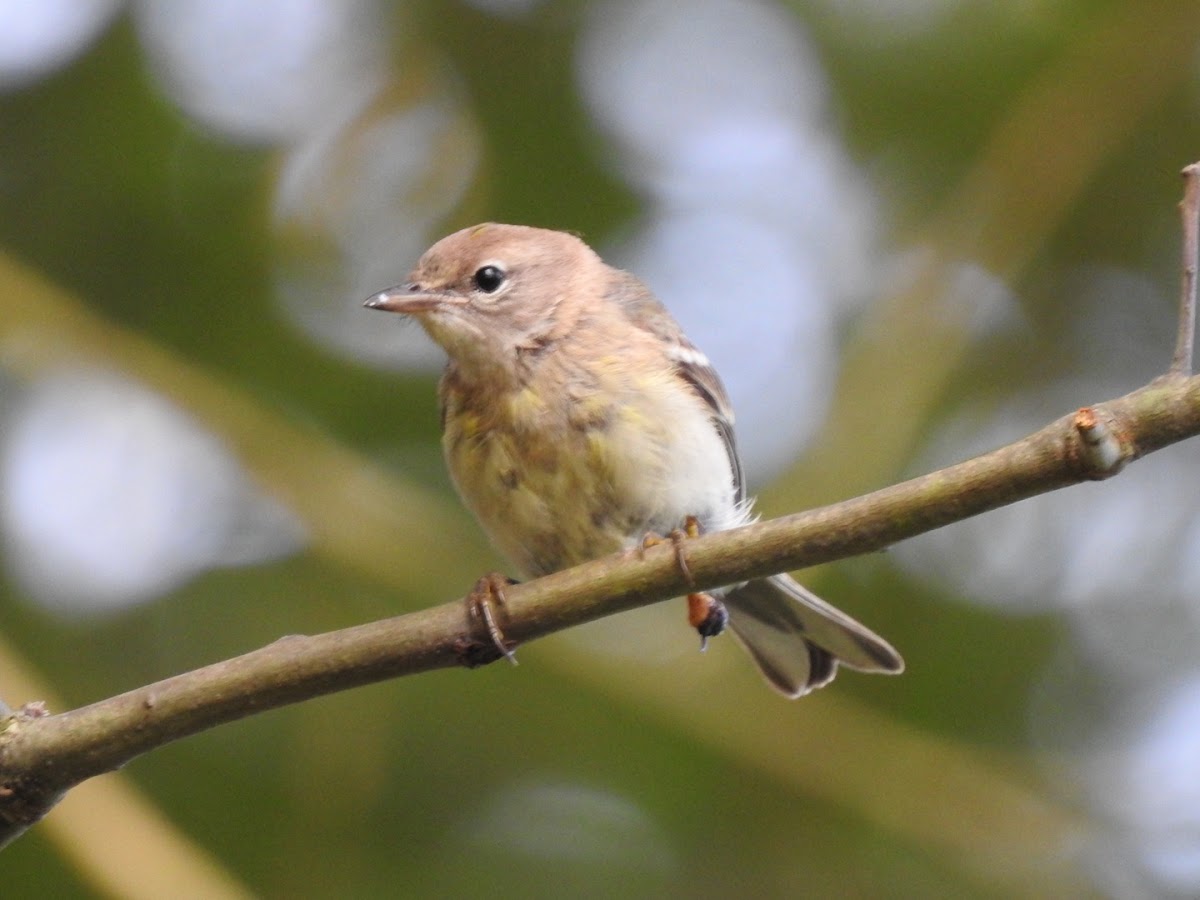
[3,1,1200,897]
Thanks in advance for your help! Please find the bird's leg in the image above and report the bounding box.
[643,516,728,650]
[461,573,520,667]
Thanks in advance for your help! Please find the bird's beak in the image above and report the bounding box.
[363,284,462,314]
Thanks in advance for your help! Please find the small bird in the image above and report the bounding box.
[365,223,903,696]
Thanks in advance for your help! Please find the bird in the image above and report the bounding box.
[365,223,903,696]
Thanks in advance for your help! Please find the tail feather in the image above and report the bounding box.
[724,574,903,698]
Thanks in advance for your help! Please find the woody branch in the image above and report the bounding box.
[2,163,1199,849]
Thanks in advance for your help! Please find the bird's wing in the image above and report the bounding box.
[606,269,746,505]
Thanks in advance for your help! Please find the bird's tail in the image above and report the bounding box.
[723,574,903,698]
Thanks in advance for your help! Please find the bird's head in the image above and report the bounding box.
[365,223,602,372]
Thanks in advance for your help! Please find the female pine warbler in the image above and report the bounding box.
[365,223,902,697]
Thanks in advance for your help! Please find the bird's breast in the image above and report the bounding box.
[439,360,740,578]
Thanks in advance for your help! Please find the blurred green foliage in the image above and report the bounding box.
[4,2,1200,897]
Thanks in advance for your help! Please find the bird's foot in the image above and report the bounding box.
[460,572,520,667]
[642,516,726,649]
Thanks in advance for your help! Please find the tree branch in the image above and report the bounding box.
[2,368,1198,847]
[4,162,1200,850]
[1174,161,1200,376]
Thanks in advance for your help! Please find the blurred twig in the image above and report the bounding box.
[0,636,254,899]
[0,252,485,597]
[1173,162,1200,376]
[567,650,1090,897]
[771,0,1200,514]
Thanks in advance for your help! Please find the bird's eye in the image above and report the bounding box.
[473,265,506,294]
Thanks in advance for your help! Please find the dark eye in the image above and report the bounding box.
[473,265,506,293]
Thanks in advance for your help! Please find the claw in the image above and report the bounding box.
[466,573,519,666]
[672,515,704,584]
[640,530,665,555]
[642,515,703,585]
